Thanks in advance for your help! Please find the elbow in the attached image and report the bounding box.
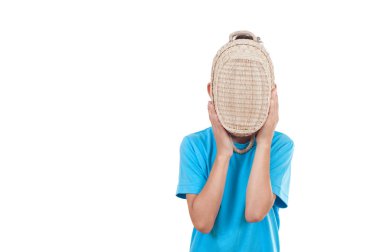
[193,219,214,234]
[197,226,212,234]
[245,197,274,223]
[245,210,266,223]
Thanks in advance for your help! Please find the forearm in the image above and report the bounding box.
[245,143,275,222]
[191,154,230,232]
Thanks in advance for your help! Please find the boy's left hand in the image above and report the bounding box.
[256,84,279,146]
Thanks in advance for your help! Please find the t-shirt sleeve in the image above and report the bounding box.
[175,136,208,199]
[270,138,295,208]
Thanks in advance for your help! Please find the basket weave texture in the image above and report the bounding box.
[211,30,275,138]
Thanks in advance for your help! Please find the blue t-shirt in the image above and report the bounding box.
[175,126,295,252]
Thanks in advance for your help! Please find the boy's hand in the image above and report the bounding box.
[208,101,233,158]
[256,84,279,146]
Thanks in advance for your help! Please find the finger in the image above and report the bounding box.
[208,101,212,114]
[272,89,278,109]
[267,98,273,116]
[270,88,276,100]
[272,89,277,102]
[210,103,224,128]
[274,94,279,116]
[267,94,272,112]
[271,97,275,112]
[208,102,215,122]
[274,88,278,106]
[208,101,221,126]
[208,101,216,117]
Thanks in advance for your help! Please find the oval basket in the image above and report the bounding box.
[210,30,276,154]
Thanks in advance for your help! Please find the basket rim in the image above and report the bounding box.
[210,35,275,136]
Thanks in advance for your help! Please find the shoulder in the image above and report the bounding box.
[272,130,295,151]
[180,127,213,162]
[181,126,212,147]
[273,131,294,144]
[179,128,211,169]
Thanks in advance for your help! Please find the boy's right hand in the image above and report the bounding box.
[208,101,233,158]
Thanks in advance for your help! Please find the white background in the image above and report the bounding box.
[1,0,379,251]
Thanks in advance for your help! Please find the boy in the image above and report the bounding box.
[176,82,295,251]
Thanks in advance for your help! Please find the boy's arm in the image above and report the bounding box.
[245,84,279,222]
[186,154,230,234]
[245,142,276,222]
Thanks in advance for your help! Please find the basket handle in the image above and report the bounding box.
[231,134,255,154]
[229,30,261,43]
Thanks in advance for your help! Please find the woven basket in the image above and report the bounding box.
[210,30,276,154]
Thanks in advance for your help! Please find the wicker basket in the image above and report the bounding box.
[210,30,276,154]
